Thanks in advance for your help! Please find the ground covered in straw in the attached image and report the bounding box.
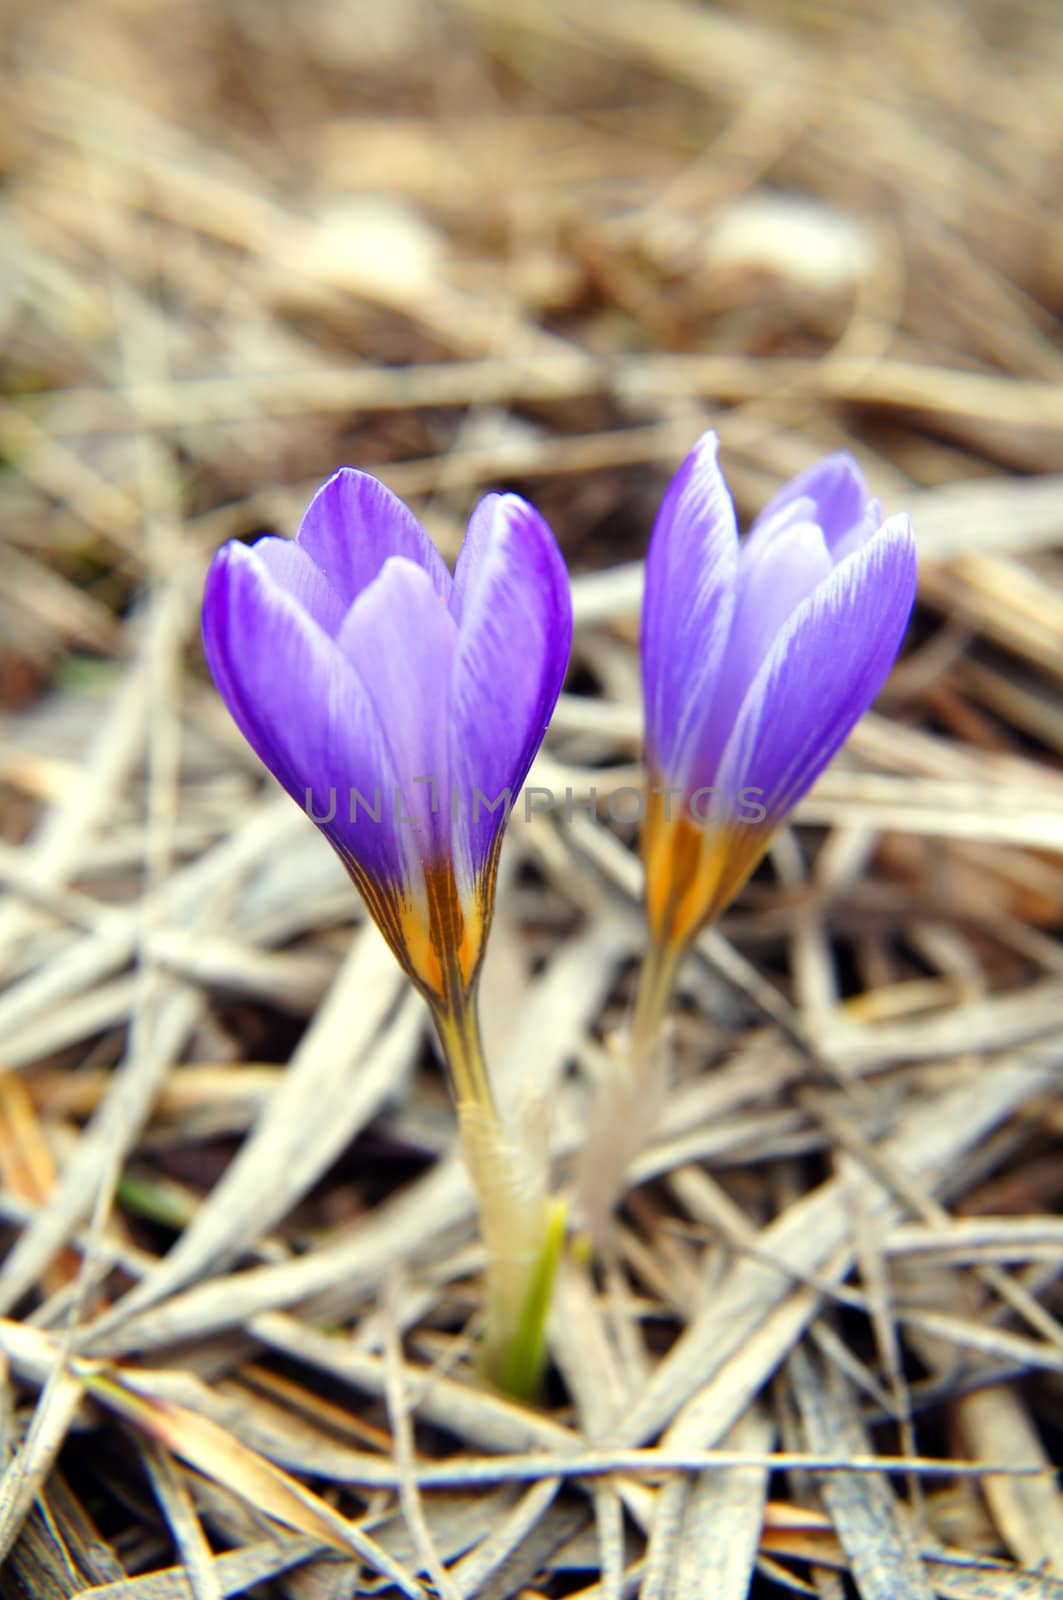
[1,1,1062,1595]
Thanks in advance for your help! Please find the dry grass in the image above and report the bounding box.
[1,0,1062,1595]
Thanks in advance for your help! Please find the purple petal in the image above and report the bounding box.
[448,492,497,623]
[714,515,917,823]
[693,521,832,786]
[296,468,452,606]
[202,540,410,891]
[734,493,817,570]
[830,497,883,563]
[448,494,572,884]
[337,556,458,863]
[641,432,738,789]
[735,521,832,661]
[254,536,347,636]
[753,451,868,555]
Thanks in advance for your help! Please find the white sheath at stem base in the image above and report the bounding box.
[458,1099,566,1399]
[575,935,682,1249]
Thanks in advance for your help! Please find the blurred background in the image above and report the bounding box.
[2,1,1063,1594]
[3,0,1061,633]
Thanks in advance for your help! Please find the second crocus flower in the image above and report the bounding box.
[638,431,916,1035]
[580,433,916,1240]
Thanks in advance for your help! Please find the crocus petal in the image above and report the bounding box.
[694,521,832,789]
[830,497,883,563]
[753,451,868,554]
[734,521,832,663]
[641,432,738,790]
[448,494,572,885]
[254,536,347,637]
[337,556,458,863]
[202,541,408,893]
[737,481,881,600]
[714,515,917,824]
[736,493,818,570]
[203,540,333,802]
[296,467,452,605]
[448,492,498,623]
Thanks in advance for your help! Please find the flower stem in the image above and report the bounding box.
[630,935,684,1067]
[433,987,498,1118]
[496,1195,566,1401]
[432,990,562,1401]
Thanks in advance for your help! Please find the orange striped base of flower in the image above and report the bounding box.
[641,780,775,960]
[344,849,496,1080]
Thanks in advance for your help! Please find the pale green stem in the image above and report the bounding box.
[431,988,563,1400]
[433,985,497,1117]
[629,935,685,1068]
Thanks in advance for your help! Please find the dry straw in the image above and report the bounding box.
[1,0,1062,1594]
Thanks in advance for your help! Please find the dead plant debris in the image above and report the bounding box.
[1,0,1062,1595]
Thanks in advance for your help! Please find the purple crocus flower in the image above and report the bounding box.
[204,470,572,1393]
[640,431,917,958]
[203,469,572,1013]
